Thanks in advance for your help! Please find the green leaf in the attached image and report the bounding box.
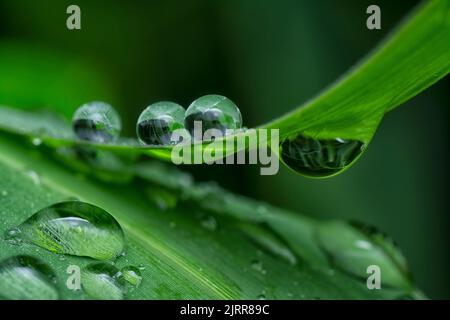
[0,0,448,177]
[0,132,418,299]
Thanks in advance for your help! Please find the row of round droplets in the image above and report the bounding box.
[72,94,243,146]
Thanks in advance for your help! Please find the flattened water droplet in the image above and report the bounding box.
[280,134,365,177]
[316,221,411,289]
[137,101,186,145]
[81,263,124,300]
[0,255,58,300]
[121,266,142,288]
[73,101,121,143]
[5,201,125,260]
[184,94,242,139]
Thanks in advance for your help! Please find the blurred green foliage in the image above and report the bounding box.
[0,0,448,298]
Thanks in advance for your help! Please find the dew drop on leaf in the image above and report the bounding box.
[0,255,58,300]
[279,134,365,177]
[137,101,186,145]
[315,221,412,289]
[184,94,242,139]
[72,101,122,143]
[4,201,125,261]
[121,266,143,288]
[81,263,125,300]
[201,216,218,231]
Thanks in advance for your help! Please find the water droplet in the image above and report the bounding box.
[316,221,411,289]
[184,94,242,139]
[279,134,365,177]
[5,201,125,260]
[26,170,41,185]
[251,260,266,274]
[201,216,217,231]
[137,101,186,145]
[257,294,266,300]
[146,187,178,210]
[31,137,42,146]
[81,263,124,300]
[0,255,58,300]
[138,264,146,271]
[1,190,8,196]
[120,266,142,288]
[72,101,121,143]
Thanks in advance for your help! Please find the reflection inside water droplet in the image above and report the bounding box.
[280,134,365,177]
[184,94,242,139]
[137,101,186,146]
[5,201,125,261]
[121,266,142,288]
[72,101,121,143]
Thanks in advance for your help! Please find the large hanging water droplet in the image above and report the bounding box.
[5,201,125,261]
[121,266,142,288]
[0,255,58,300]
[72,101,121,143]
[279,134,365,177]
[315,221,412,289]
[81,263,125,300]
[184,95,242,139]
[137,101,186,145]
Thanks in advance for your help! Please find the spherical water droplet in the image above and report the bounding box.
[73,101,121,143]
[0,255,58,300]
[121,266,142,288]
[81,263,124,300]
[5,201,125,261]
[184,95,242,139]
[137,101,186,145]
[279,134,365,177]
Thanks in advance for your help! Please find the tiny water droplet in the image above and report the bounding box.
[26,170,41,185]
[73,101,121,143]
[0,255,58,300]
[82,263,125,300]
[184,94,242,139]
[5,201,125,260]
[1,190,8,196]
[120,266,142,288]
[31,137,42,146]
[251,260,266,274]
[138,264,146,271]
[137,101,186,145]
[201,216,217,231]
[280,134,365,177]
[257,294,266,300]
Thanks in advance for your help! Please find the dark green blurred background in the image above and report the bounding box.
[0,0,448,298]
